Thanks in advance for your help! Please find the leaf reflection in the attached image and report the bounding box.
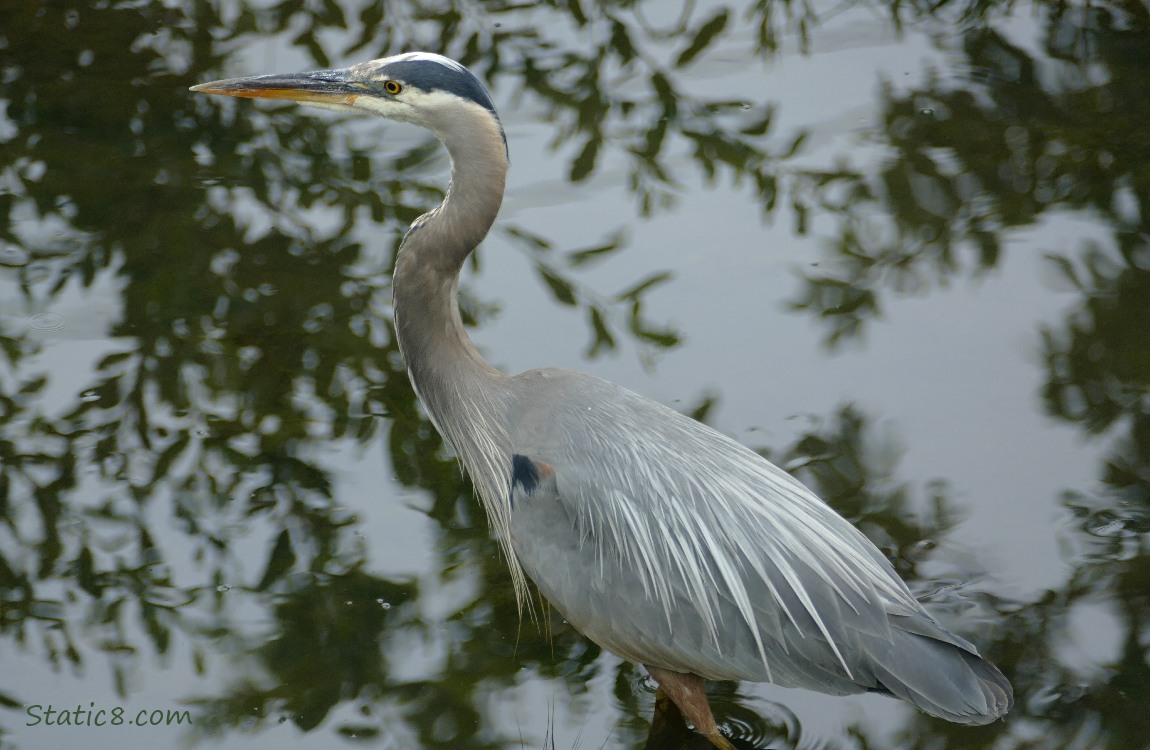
[0,0,1146,748]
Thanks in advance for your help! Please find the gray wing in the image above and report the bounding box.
[506,369,1011,724]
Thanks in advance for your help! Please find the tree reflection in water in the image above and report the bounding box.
[0,0,1146,747]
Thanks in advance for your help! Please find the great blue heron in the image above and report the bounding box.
[192,53,1013,748]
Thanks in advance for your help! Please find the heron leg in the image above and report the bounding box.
[645,665,735,750]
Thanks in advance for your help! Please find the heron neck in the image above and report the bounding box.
[390,107,532,609]
[391,121,511,452]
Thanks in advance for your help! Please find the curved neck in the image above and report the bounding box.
[391,108,512,466]
[389,105,533,607]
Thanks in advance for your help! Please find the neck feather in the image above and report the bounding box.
[392,104,509,415]
[391,104,530,600]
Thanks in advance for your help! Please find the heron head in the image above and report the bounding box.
[191,52,506,156]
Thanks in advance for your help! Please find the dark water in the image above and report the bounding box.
[0,1,1148,748]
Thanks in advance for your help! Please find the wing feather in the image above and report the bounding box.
[505,369,920,685]
[503,369,1011,722]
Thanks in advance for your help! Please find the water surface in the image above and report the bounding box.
[1,1,1147,748]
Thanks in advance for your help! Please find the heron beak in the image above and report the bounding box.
[190,68,367,106]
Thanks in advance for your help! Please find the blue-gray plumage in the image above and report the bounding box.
[368,57,499,114]
[192,52,1013,747]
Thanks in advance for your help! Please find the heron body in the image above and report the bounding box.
[193,53,1013,744]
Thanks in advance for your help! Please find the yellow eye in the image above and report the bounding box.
[384,80,402,95]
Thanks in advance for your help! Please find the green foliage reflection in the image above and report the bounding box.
[0,0,1146,748]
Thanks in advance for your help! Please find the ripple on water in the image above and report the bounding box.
[0,245,30,265]
[28,312,68,331]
